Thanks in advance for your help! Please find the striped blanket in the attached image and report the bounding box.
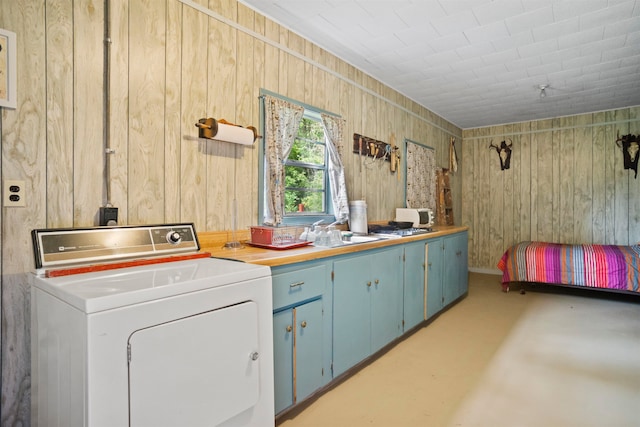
[497,242,640,293]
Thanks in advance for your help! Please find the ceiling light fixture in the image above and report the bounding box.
[538,84,549,98]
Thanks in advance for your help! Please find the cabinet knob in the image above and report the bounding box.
[249,351,259,361]
[300,321,307,328]
[374,279,379,284]
[286,325,292,332]
[456,250,462,257]
[366,281,372,287]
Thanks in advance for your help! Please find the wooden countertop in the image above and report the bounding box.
[199,226,468,267]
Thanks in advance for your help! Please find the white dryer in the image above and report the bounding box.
[30,224,274,427]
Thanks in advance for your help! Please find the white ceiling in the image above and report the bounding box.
[239,0,640,129]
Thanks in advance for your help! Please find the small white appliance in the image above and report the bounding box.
[395,208,434,228]
[30,223,274,427]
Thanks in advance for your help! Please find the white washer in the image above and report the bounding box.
[30,224,274,427]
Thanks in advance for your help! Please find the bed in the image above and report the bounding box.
[497,241,640,294]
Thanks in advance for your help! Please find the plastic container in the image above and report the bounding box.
[249,225,305,247]
[348,200,368,234]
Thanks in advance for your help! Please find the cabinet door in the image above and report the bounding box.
[426,237,444,319]
[454,231,469,297]
[443,232,469,305]
[273,309,294,414]
[332,254,371,377]
[403,242,426,331]
[295,299,324,404]
[443,235,459,306]
[371,247,403,353]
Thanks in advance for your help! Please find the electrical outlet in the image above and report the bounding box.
[4,180,26,207]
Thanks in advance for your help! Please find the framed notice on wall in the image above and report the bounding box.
[0,28,17,109]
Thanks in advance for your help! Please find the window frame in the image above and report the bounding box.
[258,90,337,226]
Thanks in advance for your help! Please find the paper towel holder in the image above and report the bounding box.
[195,117,261,145]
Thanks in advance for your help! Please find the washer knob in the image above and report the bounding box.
[166,231,182,245]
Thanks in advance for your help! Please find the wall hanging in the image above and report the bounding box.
[616,132,639,179]
[0,28,17,109]
[195,118,260,145]
[449,137,458,173]
[404,139,436,210]
[352,133,400,174]
[489,139,513,170]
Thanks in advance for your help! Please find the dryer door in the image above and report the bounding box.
[128,301,260,426]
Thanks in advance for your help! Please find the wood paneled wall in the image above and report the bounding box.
[461,107,640,271]
[0,0,461,423]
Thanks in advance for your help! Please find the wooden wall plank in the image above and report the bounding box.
[164,0,182,223]
[603,109,618,242]
[252,10,265,231]
[74,0,105,226]
[516,122,531,244]
[461,131,475,263]
[235,5,256,231]
[488,126,505,269]
[109,0,130,223]
[592,112,607,244]
[628,106,640,243]
[286,32,305,102]
[573,114,593,241]
[613,109,630,244]
[46,0,74,227]
[477,128,491,267]
[470,128,482,268]
[128,0,167,224]
[205,5,237,231]
[179,1,209,230]
[528,122,539,241]
[502,124,514,258]
[537,120,554,242]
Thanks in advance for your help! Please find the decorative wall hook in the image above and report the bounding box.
[615,132,639,178]
[489,139,513,170]
[195,118,261,145]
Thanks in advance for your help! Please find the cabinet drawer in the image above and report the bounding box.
[272,265,326,310]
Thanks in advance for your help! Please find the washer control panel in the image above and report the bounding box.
[32,223,200,270]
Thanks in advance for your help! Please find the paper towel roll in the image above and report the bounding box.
[213,122,255,145]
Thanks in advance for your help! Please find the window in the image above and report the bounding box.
[260,91,348,226]
[284,112,330,217]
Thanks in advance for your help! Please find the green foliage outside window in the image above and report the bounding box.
[284,117,327,214]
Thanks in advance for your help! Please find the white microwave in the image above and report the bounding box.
[395,208,434,228]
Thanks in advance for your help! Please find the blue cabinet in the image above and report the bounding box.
[332,247,403,377]
[271,261,331,414]
[444,231,468,305]
[271,230,468,414]
[427,231,468,318]
[426,237,444,319]
[403,241,427,331]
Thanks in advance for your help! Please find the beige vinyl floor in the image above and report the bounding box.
[277,273,640,427]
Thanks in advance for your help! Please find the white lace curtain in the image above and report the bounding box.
[262,95,349,225]
[263,95,304,225]
[321,113,349,223]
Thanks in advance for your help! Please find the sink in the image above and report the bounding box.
[342,235,387,244]
[312,234,387,247]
